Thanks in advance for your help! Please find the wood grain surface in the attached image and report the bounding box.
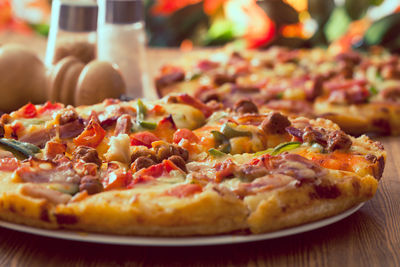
[0,33,399,267]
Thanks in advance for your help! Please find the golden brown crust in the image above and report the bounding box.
[0,167,379,236]
[54,187,249,236]
[245,172,377,233]
[314,99,400,136]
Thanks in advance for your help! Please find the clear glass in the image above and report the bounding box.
[97,0,149,99]
[45,0,97,67]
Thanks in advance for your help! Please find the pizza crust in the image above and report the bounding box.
[245,171,377,233]
[0,167,380,236]
[314,99,400,136]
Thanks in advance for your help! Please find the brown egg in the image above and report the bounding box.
[48,56,84,105]
[0,44,47,112]
[75,61,126,106]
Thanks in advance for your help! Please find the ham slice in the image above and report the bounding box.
[59,119,85,139]
[19,128,56,148]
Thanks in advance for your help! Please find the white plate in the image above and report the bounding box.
[0,203,364,246]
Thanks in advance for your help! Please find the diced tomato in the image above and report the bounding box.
[103,169,132,191]
[249,157,262,166]
[130,160,179,187]
[214,159,236,182]
[10,122,23,137]
[155,115,177,142]
[178,94,213,118]
[163,159,180,172]
[133,160,178,177]
[232,63,249,76]
[19,103,37,118]
[44,141,66,159]
[251,154,272,167]
[73,161,98,176]
[325,79,367,91]
[128,175,155,186]
[196,59,219,71]
[173,128,199,144]
[133,163,164,177]
[166,184,202,198]
[38,101,63,115]
[160,65,184,75]
[149,104,165,116]
[309,151,364,173]
[130,131,160,148]
[0,158,19,172]
[73,118,106,148]
[103,99,120,106]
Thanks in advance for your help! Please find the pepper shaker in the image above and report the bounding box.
[97,0,148,99]
[45,0,98,67]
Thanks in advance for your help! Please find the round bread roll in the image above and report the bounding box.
[75,61,126,106]
[0,44,47,112]
[48,56,84,105]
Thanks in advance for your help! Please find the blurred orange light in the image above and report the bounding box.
[204,0,226,15]
[152,0,202,16]
[329,18,371,53]
[281,23,308,39]
[180,39,193,52]
[225,0,275,48]
[283,0,307,12]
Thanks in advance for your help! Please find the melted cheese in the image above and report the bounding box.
[104,134,131,164]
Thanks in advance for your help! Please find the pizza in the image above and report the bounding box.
[155,47,400,136]
[0,94,385,236]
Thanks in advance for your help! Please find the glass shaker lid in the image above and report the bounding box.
[59,0,98,32]
[105,0,144,24]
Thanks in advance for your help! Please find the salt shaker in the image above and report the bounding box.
[97,0,148,99]
[45,0,98,67]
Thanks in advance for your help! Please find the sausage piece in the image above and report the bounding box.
[213,73,236,86]
[234,99,258,114]
[168,155,187,172]
[79,175,103,195]
[381,64,400,80]
[133,156,156,171]
[131,149,158,164]
[154,143,189,162]
[155,70,185,90]
[336,52,361,79]
[381,87,400,102]
[261,112,291,135]
[59,109,79,125]
[306,75,324,101]
[326,130,352,152]
[72,146,102,166]
[201,91,221,103]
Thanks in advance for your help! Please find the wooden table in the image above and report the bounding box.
[0,33,399,267]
